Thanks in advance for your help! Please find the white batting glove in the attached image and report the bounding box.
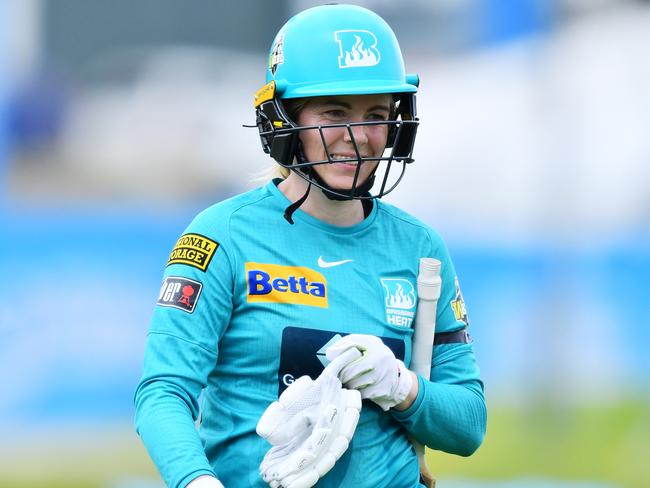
[257,348,362,488]
[325,334,413,411]
[257,374,323,446]
[186,475,225,488]
[257,347,362,445]
[259,393,359,488]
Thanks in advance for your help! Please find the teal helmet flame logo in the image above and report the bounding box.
[335,30,380,68]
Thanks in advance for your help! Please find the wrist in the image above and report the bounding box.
[393,370,418,411]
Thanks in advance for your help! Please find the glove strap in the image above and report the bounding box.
[393,360,413,406]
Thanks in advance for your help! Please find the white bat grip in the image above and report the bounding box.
[412,258,442,381]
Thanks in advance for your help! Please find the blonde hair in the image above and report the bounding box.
[253,163,290,184]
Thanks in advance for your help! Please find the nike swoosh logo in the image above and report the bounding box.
[317,256,353,268]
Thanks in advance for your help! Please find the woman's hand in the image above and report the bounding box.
[325,334,415,411]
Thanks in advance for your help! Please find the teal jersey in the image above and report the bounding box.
[135,180,486,488]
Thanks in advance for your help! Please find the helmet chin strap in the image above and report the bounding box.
[283,176,312,224]
[282,143,379,224]
[282,166,378,224]
[306,167,377,201]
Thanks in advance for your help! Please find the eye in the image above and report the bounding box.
[323,109,347,119]
[367,112,389,121]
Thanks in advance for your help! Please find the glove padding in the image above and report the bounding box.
[257,348,362,488]
[186,475,225,488]
[325,334,413,411]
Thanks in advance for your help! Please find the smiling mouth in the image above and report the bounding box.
[330,154,365,163]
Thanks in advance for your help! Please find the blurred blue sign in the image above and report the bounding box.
[478,0,554,44]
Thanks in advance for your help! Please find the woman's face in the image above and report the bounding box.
[296,94,392,192]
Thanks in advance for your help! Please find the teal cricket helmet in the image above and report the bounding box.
[265,3,419,99]
[253,4,420,220]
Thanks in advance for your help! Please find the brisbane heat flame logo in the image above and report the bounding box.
[380,278,416,328]
[335,30,381,68]
[386,282,415,309]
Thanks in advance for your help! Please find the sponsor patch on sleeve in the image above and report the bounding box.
[167,233,218,271]
[157,276,203,313]
[450,277,469,326]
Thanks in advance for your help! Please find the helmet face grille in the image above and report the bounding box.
[257,99,418,200]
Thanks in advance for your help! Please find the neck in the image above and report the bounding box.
[278,173,366,226]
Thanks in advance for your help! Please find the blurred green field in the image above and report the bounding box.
[429,399,650,488]
[1,400,648,488]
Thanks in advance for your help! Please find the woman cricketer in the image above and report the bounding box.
[134,4,486,488]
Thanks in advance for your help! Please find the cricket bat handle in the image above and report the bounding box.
[412,257,442,488]
[413,258,442,380]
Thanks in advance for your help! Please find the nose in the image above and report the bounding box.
[343,123,369,147]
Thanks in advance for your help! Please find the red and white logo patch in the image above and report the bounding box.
[157,276,203,313]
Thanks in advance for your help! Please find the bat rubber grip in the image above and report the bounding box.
[417,258,442,301]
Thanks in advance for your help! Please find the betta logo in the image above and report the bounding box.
[380,278,416,328]
[245,262,328,308]
[157,276,203,313]
[334,30,380,68]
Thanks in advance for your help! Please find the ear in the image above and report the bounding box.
[386,94,417,150]
[256,98,303,165]
[391,122,418,160]
[270,130,301,165]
